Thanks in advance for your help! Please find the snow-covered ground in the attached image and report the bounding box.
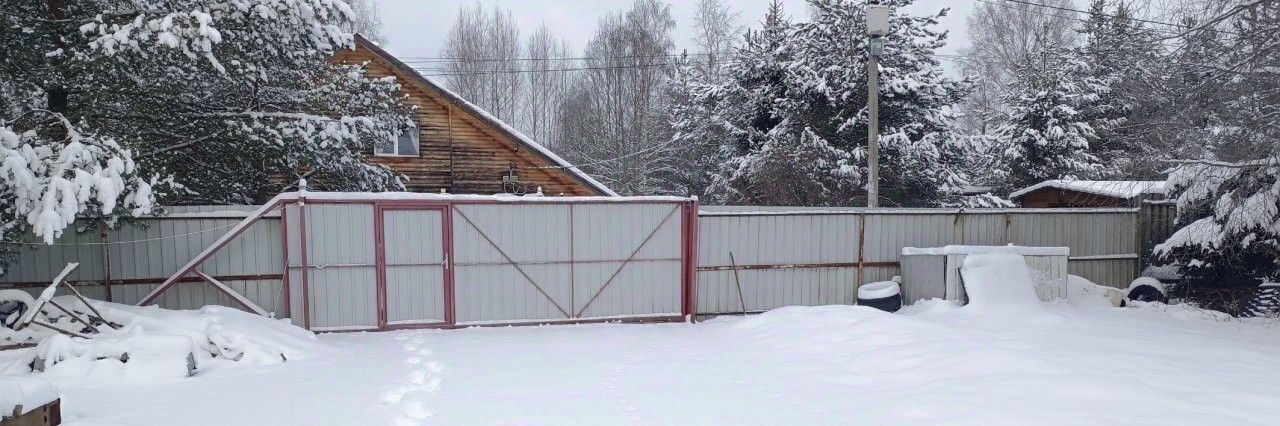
[6,298,1279,425]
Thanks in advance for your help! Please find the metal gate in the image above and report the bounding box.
[140,193,697,331]
[450,202,688,324]
[377,206,449,327]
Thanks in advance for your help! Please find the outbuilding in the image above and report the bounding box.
[1009,180,1166,208]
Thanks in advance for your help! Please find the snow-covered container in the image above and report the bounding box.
[899,245,1069,304]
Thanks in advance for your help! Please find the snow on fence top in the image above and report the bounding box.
[275,191,689,204]
[1008,180,1167,200]
[700,206,1138,215]
[900,245,1070,256]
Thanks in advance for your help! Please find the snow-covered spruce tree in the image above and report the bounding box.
[665,56,731,198]
[710,0,968,207]
[1153,2,1280,294]
[994,45,1107,192]
[2,0,412,205]
[1155,159,1280,289]
[1075,0,1163,178]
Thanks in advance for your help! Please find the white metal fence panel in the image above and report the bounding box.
[696,213,860,314]
[571,204,683,318]
[300,204,376,330]
[0,207,284,315]
[452,204,573,323]
[383,209,446,325]
[696,208,1139,314]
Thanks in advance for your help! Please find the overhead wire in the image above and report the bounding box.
[970,0,1242,37]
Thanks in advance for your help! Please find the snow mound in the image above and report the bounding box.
[960,253,1043,311]
[2,300,325,386]
[0,376,57,416]
[1066,274,1124,309]
[857,281,900,299]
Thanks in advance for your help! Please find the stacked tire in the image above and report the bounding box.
[858,281,903,313]
[1126,277,1168,304]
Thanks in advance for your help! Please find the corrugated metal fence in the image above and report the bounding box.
[1,200,1141,324]
[0,205,284,313]
[696,207,1139,315]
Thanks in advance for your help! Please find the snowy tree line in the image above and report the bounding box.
[434,0,1280,288]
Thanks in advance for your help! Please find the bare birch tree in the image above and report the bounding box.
[524,25,574,150]
[560,0,677,195]
[691,0,742,80]
[345,0,388,45]
[958,0,1079,134]
[440,2,523,125]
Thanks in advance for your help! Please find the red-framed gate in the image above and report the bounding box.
[138,193,697,331]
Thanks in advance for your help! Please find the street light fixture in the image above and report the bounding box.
[865,3,889,208]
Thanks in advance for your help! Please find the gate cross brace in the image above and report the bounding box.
[575,205,679,318]
[453,207,572,318]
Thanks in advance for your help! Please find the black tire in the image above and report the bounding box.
[1127,284,1167,303]
[858,294,902,313]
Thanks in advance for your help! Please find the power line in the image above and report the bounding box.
[971,0,1242,37]
[398,52,716,64]
[409,54,987,77]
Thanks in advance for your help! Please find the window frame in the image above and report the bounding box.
[375,122,421,157]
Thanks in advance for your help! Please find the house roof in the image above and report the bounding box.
[1008,180,1167,200]
[349,35,618,197]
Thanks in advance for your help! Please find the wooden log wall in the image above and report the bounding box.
[332,47,602,196]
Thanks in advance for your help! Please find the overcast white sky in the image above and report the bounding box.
[374,0,977,73]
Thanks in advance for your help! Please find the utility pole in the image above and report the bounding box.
[865,3,889,208]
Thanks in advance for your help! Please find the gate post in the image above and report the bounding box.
[682,199,699,319]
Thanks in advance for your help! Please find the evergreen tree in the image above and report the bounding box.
[1076,0,1162,177]
[1155,159,1280,289]
[709,0,968,207]
[994,45,1108,191]
[665,55,730,197]
[1,0,413,207]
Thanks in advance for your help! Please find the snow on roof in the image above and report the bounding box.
[1008,180,1167,200]
[351,36,619,197]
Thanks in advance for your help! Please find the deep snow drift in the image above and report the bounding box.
[7,295,1277,425]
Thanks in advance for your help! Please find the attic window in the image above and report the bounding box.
[376,122,420,157]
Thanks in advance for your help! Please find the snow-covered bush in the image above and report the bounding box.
[1155,158,1280,291]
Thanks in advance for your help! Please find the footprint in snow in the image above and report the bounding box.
[401,390,435,419]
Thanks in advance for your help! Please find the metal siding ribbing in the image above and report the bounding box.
[304,204,377,329]
[695,214,860,314]
[571,204,682,318]
[453,204,572,323]
[383,210,446,324]
[1069,259,1134,288]
[451,202,684,323]
[1009,212,1138,287]
[1,213,284,314]
[696,209,1140,312]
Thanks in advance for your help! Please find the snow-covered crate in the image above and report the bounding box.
[899,246,1069,304]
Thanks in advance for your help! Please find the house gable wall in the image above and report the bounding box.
[332,46,601,196]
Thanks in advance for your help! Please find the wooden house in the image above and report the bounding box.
[329,35,615,197]
[1009,180,1166,208]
